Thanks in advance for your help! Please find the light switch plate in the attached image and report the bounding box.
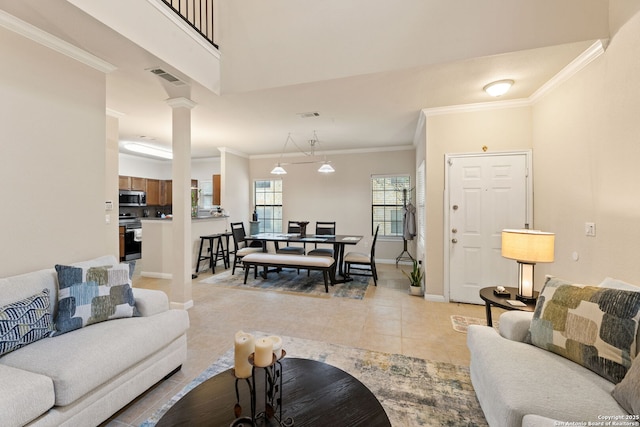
[585,222,596,237]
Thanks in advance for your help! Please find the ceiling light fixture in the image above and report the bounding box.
[483,79,514,97]
[124,142,173,159]
[270,131,335,175]
[318,162,335,173]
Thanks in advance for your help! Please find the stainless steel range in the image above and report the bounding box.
[119,215,142,261]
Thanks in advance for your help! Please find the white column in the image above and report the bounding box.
[166,97,197,310]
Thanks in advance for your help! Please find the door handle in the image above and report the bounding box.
[451,238,458,244]
[451,228,457,233]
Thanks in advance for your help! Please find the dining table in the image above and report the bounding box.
[248,233,363,284]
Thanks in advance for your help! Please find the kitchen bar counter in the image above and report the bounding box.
[140,216,230,278]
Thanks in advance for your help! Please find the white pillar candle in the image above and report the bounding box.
[254,337,274,367]
[234,331,255,378]
[269,335,283,359]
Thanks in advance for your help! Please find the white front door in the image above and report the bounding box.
[445,152,531,304]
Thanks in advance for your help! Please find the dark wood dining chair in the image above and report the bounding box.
[276,221,306,255]
[230,222,263,275]
[307,221,336,257]
[344,225,379,286]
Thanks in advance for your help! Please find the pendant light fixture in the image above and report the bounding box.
[270,131,335,175]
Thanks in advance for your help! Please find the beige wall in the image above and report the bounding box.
[532,10,640,286]
[249,149,416,261]
[221,149,251,225]
[0,27,111,277]
[423,107,533,298]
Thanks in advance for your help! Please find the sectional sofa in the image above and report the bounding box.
[0,255,190,427]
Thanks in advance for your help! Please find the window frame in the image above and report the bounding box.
[253,179,283,233]
[371,174,412,239]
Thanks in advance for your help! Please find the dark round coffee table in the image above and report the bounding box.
[479,286,539,327]
[156,357,391,427]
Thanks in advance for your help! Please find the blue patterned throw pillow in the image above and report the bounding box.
[53,264,139,336]
[0,289,53,356]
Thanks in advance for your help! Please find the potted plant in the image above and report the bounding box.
[403,259,424,296]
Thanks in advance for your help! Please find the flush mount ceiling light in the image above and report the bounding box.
[123,142,173,159]
[483,79,514,97]
[270,131,335,175]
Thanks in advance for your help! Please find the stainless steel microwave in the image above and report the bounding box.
[119,190,147,207]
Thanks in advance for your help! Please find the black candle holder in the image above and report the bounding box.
[230,349,293,426]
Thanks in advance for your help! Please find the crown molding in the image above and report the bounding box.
[250,144,415,160]
[165,97,197,109]
[529,39,607,103]
[0,10,116,73]
[218,147,250,158]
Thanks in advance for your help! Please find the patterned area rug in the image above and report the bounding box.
[141,334,487,427]
[450,315,498,333]
[199,268,370,299]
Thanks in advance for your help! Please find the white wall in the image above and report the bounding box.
[0,26,110,277]
[532,10,640,286]
[249,148,416,261]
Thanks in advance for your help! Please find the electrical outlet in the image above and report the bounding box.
[585,222,596,237]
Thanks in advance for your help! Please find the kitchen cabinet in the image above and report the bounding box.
[213,174,221,205]
[160,180,172,206]
[119,175,147,191]
[146,179,160,206]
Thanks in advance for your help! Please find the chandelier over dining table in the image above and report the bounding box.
[270,131,335,175]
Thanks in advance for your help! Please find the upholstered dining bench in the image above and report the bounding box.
[241,253,335,292]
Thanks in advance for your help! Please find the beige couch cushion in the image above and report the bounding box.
[0,364,54,427]
[0,308,188,406]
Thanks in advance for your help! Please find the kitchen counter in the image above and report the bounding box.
[140,216,230,278]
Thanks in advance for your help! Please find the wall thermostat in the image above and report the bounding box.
[105,201,113,211]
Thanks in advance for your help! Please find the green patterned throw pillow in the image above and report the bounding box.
[53,264,139,336]
[529,277,640,383]
[0,289,53,356]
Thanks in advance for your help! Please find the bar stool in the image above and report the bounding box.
[195,233,231,275]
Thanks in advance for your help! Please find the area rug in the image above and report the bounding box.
[199,268,370,299]
[141,334,487,427]
[450,315,498,333]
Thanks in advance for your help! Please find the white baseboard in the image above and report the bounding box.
[140,271,172,279]
[425,293,447,302]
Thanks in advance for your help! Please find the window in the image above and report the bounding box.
[198,180,213,209]
[371,175,411,237]
[254,179,283,233]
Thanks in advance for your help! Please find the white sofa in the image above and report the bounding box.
[0,255,190,427]
[467,277,640,427]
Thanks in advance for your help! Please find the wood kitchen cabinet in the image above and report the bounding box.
[146,179,160,205]
[160,180,172,206]
[213,174,221,205]
[119,175,147,191]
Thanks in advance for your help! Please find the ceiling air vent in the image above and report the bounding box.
[297,112,320,118]
[148,68,187,86]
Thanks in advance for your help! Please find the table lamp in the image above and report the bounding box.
[501,229,555,302]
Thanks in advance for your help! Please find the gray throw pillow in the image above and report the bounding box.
[613,355,640,414]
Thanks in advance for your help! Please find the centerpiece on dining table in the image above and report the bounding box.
[295,221,309,237]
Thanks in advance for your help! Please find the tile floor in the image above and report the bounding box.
[103,263,491,426]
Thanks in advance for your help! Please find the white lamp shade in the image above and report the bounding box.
[501,229,555,263]
[318,163,335,173]
[270,164,287,175]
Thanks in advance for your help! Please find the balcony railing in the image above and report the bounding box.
[161,0,218,49]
